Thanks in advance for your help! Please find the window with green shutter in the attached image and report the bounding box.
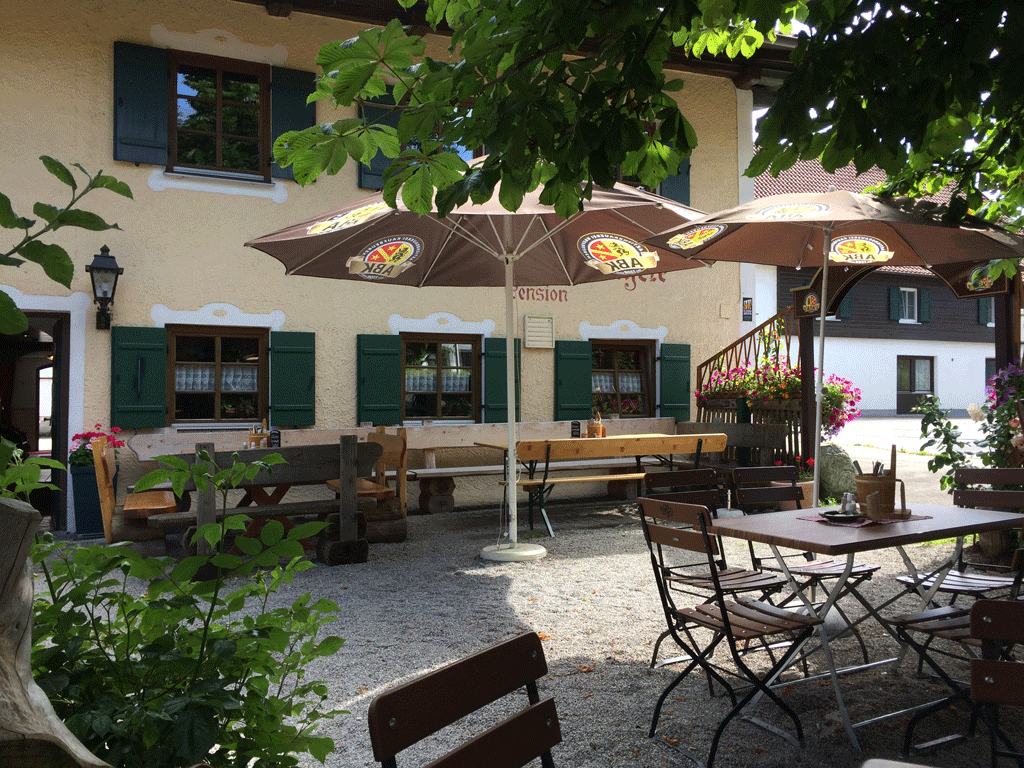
[113,42,314,181]
[591,341,655,417]
[168,326,268,424]
[401,334,480,422]
[483,337,521,423]
[554,340,593,421]
[111,327,168,428]
[270,331,315,426]
[659,343,691,421]
[356,334,402,425]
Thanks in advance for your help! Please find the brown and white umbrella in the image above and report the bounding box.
[644,190,1024,500]
[247,181,706,560]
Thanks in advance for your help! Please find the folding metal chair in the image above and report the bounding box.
[638,481,790,669]
[732,465,880,663]
[894,467,1024,606]
[971,599,1024,768]
[889,549,1024,757]
[638,497,822,768]
[366,632,560,768]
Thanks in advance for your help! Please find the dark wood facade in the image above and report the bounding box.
[777,267,998,344]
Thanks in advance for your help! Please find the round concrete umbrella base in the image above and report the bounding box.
[480,542,547,562]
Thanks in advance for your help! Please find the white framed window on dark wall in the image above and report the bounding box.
[900,287,918,323]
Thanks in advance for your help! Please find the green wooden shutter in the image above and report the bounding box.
[659,157,690,205]
[659,343,691,421]
[483,337,521,423]
[554,340,593,421]
[113,42,169,165]
[110,326,167,428]
[920,288,932,322]
[888,286,901,321]
[356,334,402,425]
[358,91,400,190]
[979,297,993,324]
[838,294,853,319]
[270,331,315,426]
[270,67,316,180]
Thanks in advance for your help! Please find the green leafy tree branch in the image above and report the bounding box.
[274,1,796,218]
[1,156,132,334]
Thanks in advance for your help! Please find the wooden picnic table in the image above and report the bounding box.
[476,432,728,536]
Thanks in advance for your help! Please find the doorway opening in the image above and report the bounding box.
[1,313,70,527]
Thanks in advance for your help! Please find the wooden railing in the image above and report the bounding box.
[694,304,802,461]
[694,305,797,403]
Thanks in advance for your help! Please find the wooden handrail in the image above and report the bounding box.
[695,304,796,408]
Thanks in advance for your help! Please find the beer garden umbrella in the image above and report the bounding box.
[644,190,1024,502]
[246,182,705,561]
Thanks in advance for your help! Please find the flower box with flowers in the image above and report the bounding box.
[696,357,861,441]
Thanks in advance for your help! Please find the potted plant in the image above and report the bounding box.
[773,456,815,510]
[67,424,124,537]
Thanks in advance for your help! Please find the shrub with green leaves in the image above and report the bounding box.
[31,451,345,768]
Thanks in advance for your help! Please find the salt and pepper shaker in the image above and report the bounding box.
[842,493,858,514]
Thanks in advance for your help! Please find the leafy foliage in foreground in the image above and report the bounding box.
[2,157,132,334]
[276,0,1022,259]
[31,450,345,768]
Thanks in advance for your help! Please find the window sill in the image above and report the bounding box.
[149,168,287,203]
[172,422,262,432]
[898,318,919,324]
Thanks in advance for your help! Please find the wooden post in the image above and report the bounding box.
[195,442,215,557]
[799,315,816,463]
[0,498,109,767]
[338,435,359,542]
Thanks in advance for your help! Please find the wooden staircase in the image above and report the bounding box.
[694,304,803,460]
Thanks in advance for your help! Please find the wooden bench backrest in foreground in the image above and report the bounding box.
[513,433,728,463]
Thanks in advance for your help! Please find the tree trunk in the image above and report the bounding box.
[0,498,110,768]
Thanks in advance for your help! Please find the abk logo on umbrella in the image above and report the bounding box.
[577,234,658,276]
[666,224,726,250]
[347,236,423,279]
[829,235,894,264]
[306,202,391,235]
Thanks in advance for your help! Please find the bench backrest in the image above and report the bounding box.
[172,440,382,488]
[515,433,727,463]
[367,632,560,767]
[677,421,787,465]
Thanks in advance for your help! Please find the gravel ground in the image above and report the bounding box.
[236,500,1018,768]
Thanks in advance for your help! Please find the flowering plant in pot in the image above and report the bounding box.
[696,356,862,439]
[68,424,124,466]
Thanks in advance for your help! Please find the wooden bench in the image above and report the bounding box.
[488,432,728,536]
[147,436,382,564]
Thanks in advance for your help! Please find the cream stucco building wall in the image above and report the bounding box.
[2,0,746,530]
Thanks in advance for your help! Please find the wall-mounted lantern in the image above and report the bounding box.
[85,245,123,330]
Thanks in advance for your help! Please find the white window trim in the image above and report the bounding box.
[899,287,918,324]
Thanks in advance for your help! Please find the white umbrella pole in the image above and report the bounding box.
[505,254,519,546]
[480,244,546,562]
[811,226,832,505]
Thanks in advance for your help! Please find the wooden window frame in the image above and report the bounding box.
[590,339,656,418]
[167,50,271,182]
[897,355,934,394]
[166,325,269,425]
[400,333,481,423]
